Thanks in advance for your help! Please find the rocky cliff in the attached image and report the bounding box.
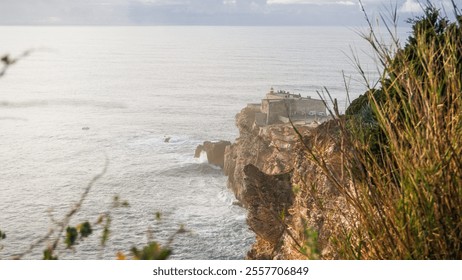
[224,105,350,259]
[224,105,302,204]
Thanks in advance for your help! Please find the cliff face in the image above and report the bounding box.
[224,106,350,259]
[224,106,301,204]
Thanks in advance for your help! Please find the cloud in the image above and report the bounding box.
[398,0,454,14]
[399,0,421,13]
[0,0,132,25]
[266,0,381,5]
[134,0,189,5]
[4,0,451,26]
[40,16,62,24]
[267,0,355,4]
[223,0,237,5]
[336,1,356,5]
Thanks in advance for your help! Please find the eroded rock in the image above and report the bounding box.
[194,140,231,168]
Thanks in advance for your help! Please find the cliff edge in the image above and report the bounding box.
[224,105,351,259]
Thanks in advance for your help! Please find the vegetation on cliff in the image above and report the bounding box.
[307,2,462,259]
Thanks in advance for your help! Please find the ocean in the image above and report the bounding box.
[0,26,381,259]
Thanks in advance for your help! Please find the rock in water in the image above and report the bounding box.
[194,140,231,168]
[194,144,204,158]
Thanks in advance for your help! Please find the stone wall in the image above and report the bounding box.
[267,100,289,124]
[293,99,325,115]
[262,98,326,125]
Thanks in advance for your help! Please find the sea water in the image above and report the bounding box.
[0,26,382,259]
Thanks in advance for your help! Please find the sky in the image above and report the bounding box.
[0,0,458,26]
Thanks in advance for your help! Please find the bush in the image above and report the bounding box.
[312,3,462,259]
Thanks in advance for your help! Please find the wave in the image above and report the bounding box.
[0,98,127,109]
[158,162,223,177]
[0,116,28,121]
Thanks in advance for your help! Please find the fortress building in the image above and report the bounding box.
[252,88,327,126]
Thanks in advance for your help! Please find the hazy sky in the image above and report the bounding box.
[0,0,457,26]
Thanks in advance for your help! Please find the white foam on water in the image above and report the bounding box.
[198,150,208,163]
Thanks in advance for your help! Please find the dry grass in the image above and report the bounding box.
[304,3,462,259]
